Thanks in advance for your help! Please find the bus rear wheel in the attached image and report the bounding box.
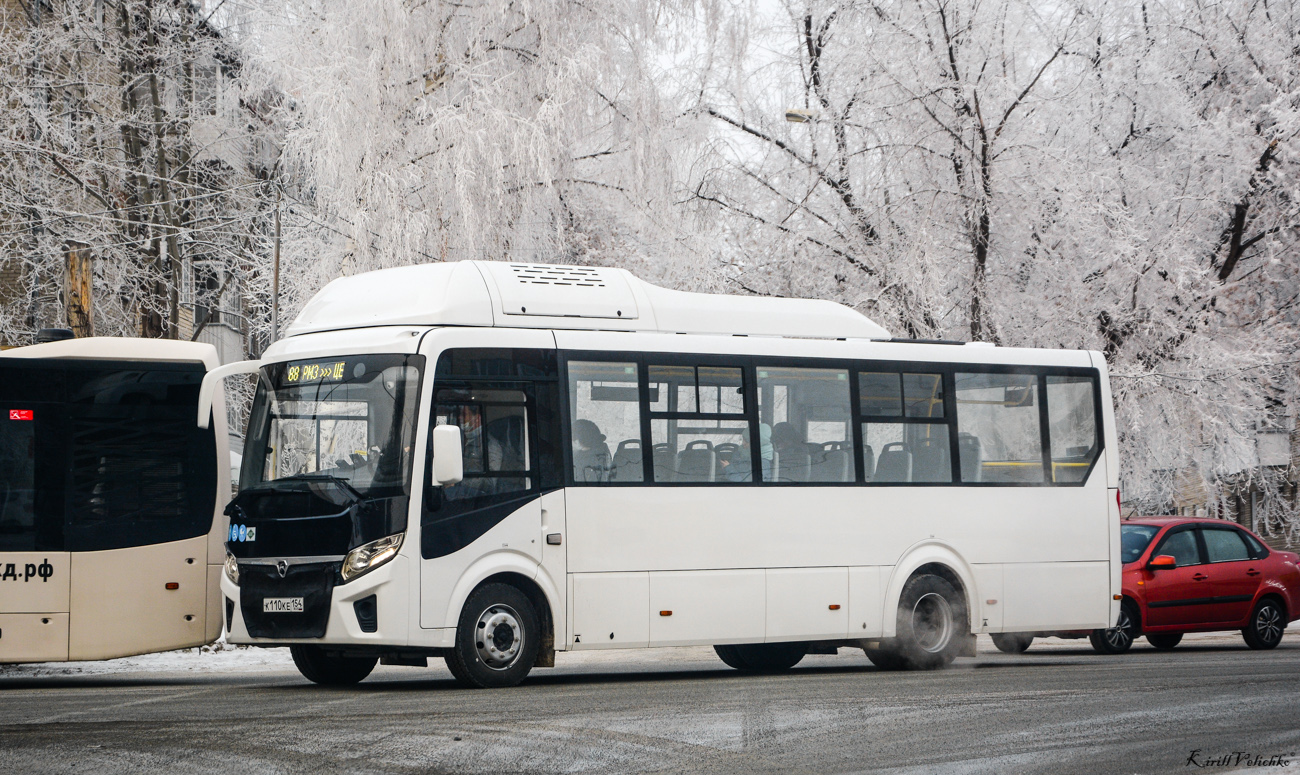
[890,573,966,670]
[446,583,541,688]
[290,645,377,686]
[991,633,1034,653]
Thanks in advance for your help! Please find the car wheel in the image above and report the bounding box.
[1090,600,1138,655]
[889,574,966,670]
[445,583,541,688]
[1146,633,1183,650]
[1242,598,1286,650]
[991,633,1034,653]
[290,645,377,686]
[713,644,749,670]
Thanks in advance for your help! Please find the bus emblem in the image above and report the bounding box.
[276,560,289,578]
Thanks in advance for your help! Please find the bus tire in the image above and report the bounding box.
[713,644,749,670]
[290,645,377,686]
[863,646,907,670]
[991,633,1034,653]
[1089,600,1138,655]
[1146,633,1182,650]
[1242,597,1285,650]
[446,583,540,688]
[731,642,807,672]
[892,573,965,670]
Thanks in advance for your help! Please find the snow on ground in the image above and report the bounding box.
[0,631,1267,679]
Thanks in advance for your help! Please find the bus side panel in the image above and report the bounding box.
[570,572,648,649]
[0,551,70,663]
[1001,561,1111,631]
[0,552,69,613]
[766,567,848,641]
[648,569,765,647]
[68,535,208,661]
[0,613,68,663]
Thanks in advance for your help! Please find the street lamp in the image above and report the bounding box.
[784,108,817,123]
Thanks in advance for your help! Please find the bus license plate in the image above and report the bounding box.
[263,597,304,613]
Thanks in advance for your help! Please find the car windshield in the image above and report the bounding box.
[1121,524,1161,563]
[241,354,424,499]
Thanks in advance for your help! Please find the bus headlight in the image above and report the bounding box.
[341,533,403,583]
[224,552,240,586]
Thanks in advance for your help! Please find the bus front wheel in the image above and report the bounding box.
[446,583,541,689]
[290,645,377,686]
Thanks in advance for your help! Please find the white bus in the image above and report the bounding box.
[206,261,1120,687]
[0,338,231,664]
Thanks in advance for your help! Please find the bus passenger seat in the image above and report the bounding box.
[676,440,716,482]
[652,443,675,483]
[810,442,851,482]
[958,433,982,482]
[610,440,644,482]
[874,442,912,483]
[912,439,951,482]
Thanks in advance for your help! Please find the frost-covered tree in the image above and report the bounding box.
[234,0,699,303]
[0,0,279,345]
[676,0,1300,511]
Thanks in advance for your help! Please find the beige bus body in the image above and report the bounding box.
[0,338,229,664]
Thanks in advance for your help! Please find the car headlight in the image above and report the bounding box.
[224,552,240,585]
[341,533,403,583]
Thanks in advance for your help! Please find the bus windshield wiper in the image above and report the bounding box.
[274,472,365,502]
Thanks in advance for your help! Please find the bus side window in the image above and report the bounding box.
[860,371,950,484]
[1045,376,1099,483]
[757,367,852,483]
[648,364,748,484]
[954,372,1044,484]
[567,361,643,484]
[431,390,532,503]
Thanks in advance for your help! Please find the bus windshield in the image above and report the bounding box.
[241,354,424,499]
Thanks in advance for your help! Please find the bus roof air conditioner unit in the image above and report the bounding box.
[286,260,892,341]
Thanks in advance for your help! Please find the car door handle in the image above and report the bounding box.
[1192,573,1208,581]
[1246,569,1261,577]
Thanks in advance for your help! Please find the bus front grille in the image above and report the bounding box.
[239,561,337,639]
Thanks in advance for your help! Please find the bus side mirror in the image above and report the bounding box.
[1148,554,1176,570]
[432,425,464,486]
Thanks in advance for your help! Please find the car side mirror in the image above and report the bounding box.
[432,425,464,486]
[1148,554,1177,570]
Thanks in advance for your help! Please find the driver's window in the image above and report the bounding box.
[429,390,532,504]
[1154,529,1203,567]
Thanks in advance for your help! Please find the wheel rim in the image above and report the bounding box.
[1256,604,1283,645]
[912,592,954,653]
[474,604,523,670]
[1105,610,1133,649]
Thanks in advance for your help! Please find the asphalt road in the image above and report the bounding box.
[2,635,1298,775]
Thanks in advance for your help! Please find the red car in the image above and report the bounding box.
[1090,517,1300,653]
[991,517,1300,655]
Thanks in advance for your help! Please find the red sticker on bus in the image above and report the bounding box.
[9,410,33,421]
